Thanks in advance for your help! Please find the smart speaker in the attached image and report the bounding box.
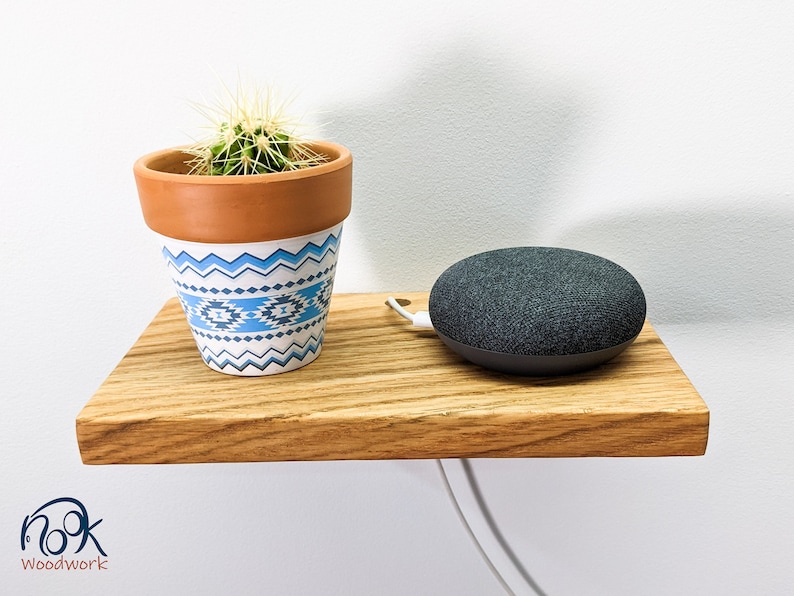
[427,247,646,375]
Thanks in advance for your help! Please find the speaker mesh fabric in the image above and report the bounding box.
[429,247,646,358]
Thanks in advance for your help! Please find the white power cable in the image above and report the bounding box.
[390,298,545,594]
[459,460,548,596]
[437,460,516,596]
[386,296,434,329]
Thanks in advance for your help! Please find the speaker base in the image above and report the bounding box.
[436,331,640,376]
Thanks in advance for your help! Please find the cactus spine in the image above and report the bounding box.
[186,85,325,176]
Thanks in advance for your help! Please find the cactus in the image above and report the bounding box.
[185,85,326,176]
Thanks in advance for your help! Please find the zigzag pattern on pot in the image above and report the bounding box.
[199,333,324,372]
[162,233,340,280]
[174,264,336,296]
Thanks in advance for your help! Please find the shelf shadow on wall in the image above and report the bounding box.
[324,43,588,291]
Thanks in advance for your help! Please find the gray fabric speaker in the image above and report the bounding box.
[428,247,646,375]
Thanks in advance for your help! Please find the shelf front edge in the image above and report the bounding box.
[76,404,709,464]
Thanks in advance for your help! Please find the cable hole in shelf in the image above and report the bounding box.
[386,298,412,307]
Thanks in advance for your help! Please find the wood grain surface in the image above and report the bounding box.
[76,293,709,464]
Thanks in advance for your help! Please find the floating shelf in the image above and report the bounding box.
[76,293,709,464]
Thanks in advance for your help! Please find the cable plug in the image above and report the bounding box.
[387,297,435,329]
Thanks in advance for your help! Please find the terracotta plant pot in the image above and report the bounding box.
[133,141,353,376]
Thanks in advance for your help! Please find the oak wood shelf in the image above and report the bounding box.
[76,293,709,464]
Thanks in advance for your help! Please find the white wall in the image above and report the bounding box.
[2,1,792,594]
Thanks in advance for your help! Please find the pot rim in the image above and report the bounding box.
[133,140,352,185]
[133,139,353,244]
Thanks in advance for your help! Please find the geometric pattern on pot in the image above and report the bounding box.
[176,278,333,333]
[157,223,342,376]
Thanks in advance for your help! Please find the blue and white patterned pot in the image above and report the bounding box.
[158,223,342,376]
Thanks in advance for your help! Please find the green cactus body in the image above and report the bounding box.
[185,87,325,176]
